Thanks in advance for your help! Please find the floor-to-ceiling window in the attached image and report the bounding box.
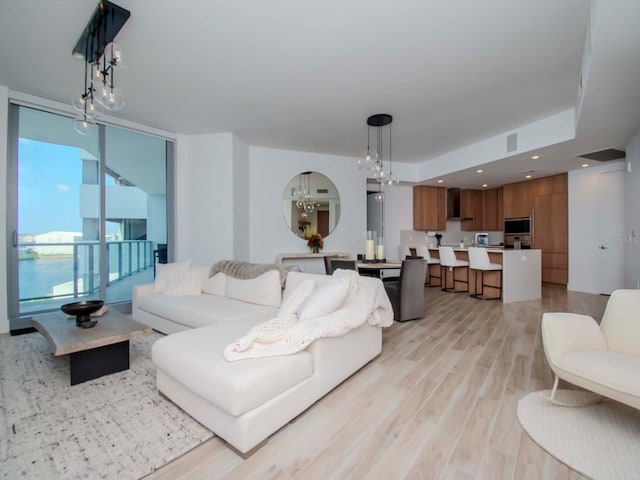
[6,105,172,330]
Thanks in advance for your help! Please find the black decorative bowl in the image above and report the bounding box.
[61,300,104,328]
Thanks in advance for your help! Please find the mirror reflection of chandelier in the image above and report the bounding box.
[295,172,316,218]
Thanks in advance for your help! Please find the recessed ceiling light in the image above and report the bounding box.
[581,163,589,168]
[482,183,488,188]
[477,169,484,173]
[437,179,444,183]
[525,174,532,179]
[532,155,540,159]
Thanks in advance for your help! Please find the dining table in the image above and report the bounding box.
[356,261,402,278]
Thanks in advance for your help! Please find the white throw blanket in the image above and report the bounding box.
[224,270,393,361]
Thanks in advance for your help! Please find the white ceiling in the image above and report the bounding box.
[1,0,639,188]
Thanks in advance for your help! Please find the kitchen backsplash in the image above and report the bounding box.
[400,221,504,250]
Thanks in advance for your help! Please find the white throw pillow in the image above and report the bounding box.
[154,260,192,293]
[163,269,202,296]
[201,272,227,296]
[297,278,350,321]
[226,270,282,307]
[278,279,316,319]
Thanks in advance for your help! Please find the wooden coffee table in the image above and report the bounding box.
[31,309,152,385]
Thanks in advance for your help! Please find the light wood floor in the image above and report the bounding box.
[146,285,608,480]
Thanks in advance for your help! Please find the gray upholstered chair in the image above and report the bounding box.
[327,259,357,275]
[383,258,428,322]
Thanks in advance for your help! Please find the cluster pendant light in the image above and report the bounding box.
[71,1,130,135]
[357,113,399,201]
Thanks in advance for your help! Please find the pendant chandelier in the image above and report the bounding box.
[295,172,316,218]
[71,1,130,135]
[357,113,399,189]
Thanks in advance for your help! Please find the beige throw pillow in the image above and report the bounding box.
[163,269,202,296]
[154,260,192,293]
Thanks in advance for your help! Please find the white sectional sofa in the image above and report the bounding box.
[133,261,393,456]
[133,262,285,334]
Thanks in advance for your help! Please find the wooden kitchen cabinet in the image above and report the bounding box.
[502,174,568,284]
[482,187,503,231]
[461,190,483,231]
[503,181,533,219]
[413,186,446,230]
[460,187,503,231]
[533,188,568,284]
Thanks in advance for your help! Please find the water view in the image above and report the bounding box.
[19,257,75,300]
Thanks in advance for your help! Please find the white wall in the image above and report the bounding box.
[568,160,626,293]
[174,133,235,265]
[248,146,368,266]
[626,128,640,289]
[0,86,9,334]
[232,135,250,261]
[383,185,413,260]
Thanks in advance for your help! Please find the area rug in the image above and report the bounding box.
[0,331,213,479]
[517,390,640,480]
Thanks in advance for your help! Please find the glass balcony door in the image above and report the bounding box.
[7,105,169,330]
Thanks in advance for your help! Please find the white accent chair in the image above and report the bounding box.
[438,246,469,292]
[415,246,441,287]
[541,289,640,409]
[467,247,502,299]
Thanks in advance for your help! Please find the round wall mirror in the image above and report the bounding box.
[282,171,341,239]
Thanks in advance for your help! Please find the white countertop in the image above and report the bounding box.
[430,245,540,253]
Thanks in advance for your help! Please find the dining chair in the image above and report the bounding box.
[383,258,428,322]
[327,259,357,274]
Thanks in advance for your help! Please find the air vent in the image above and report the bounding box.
[578,149,626,162]
[507,133,517,152]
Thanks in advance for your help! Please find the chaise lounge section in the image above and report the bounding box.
[135,263,393,456]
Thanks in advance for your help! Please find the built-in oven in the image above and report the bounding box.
[504,217,531,248]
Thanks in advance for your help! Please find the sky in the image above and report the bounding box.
[18,138,118,235]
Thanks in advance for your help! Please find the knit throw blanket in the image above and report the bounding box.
[224,270,393,361]
[209,260,298,288]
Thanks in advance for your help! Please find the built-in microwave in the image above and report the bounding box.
[504,217,531,235]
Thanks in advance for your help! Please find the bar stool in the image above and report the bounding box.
[468,247,502,300]
[438,246,469,292]
[416,246,441,287]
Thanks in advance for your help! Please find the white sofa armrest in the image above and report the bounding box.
[541,312,607,364]
[133,283,155,312]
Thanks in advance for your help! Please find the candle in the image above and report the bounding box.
[365,240,375,260]
[377,244,385,260]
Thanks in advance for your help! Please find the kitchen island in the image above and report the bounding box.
[429,247,541,303]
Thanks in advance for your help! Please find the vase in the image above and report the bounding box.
[311,247,320,254]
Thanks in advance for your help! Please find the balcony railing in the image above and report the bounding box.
[19,240,154,302]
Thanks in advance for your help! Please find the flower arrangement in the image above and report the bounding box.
[303,226,323,253]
